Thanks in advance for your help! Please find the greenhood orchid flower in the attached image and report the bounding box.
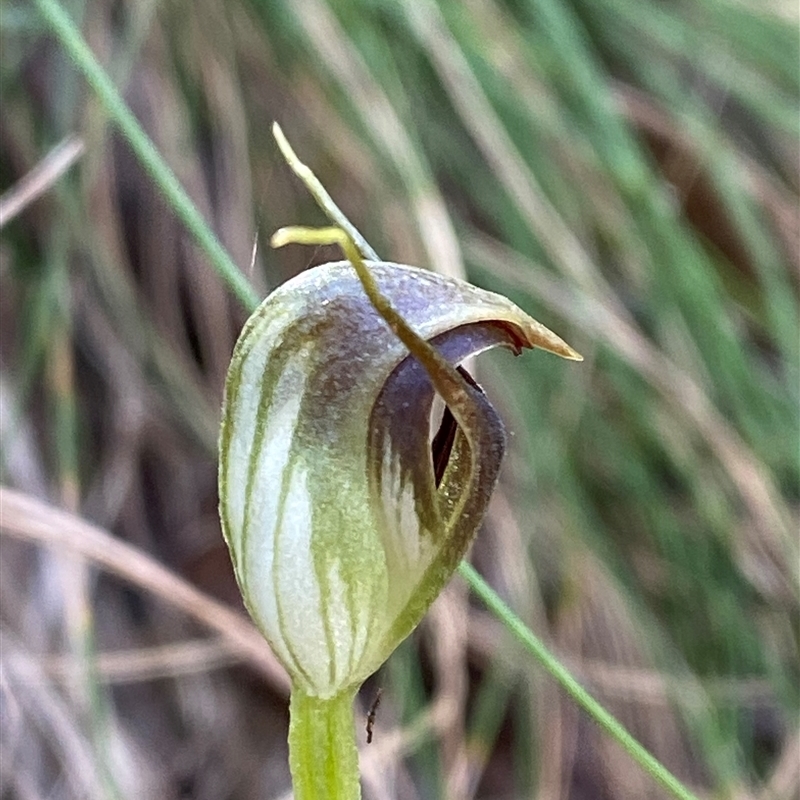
[219,254,580,701]
[217,123,581,800]
[212,126,710,800]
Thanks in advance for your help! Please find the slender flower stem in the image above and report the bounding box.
[288,689,361,800]
[458,561,701,800]
[32,0,260,312]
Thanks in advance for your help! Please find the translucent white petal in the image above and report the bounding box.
[272,465,332,693]
[376,432,438,619]
[232,351,309,672]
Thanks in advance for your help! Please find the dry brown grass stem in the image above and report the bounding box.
[5,638,241,685]
[0,135,85,229]
[0,486,290,693]
[2,634,109,799]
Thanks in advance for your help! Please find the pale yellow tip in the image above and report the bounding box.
[270,227,293,249]
[272,121,286,147]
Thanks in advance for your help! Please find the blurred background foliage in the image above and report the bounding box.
[0,0,798,798]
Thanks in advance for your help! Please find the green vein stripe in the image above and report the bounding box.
[314,542,340,691]
[219,348,247,566]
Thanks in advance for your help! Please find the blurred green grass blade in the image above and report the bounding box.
[32,0,261,312]
[583,0,798,134]
[459,562,703,800]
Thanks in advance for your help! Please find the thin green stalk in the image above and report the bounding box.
[32,0,260,312]
[288,688,360,800]
[36,8,703,797]
[458,561,701,800]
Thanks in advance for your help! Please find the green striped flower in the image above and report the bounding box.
[218,259,580,699]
